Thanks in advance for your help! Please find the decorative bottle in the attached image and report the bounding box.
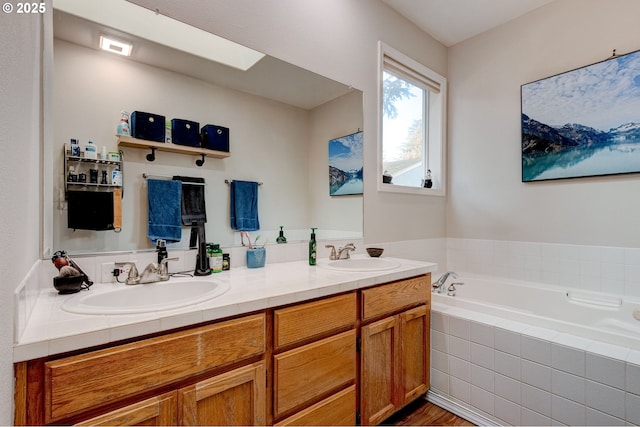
[276,226,287,244]
[309,228,317,265]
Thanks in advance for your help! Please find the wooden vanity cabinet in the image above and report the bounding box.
[15,273,432,426]
[273,293,357,425]
[359,274,431,426]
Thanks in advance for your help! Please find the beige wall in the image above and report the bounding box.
[447,0,640,247]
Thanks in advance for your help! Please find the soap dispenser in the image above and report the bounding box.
[309,228,317,265]
[156,239,168,264]
[276,226,287,244]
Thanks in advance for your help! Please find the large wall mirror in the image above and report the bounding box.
[50,3,363,255]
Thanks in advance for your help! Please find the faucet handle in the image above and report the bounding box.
[115,261,139,285]
[325,245,337,260]
[159,257,179,277]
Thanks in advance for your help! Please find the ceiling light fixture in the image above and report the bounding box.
[99,35,132,56]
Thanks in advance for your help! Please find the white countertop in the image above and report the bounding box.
[14,256,436,362]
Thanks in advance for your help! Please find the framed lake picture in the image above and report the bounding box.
[521,49,640,182]
[328,131,363,196]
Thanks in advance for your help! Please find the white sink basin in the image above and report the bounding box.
[324,258,401,272]
[62,279,230,315]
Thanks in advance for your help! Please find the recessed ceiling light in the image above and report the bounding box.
[99,35,132,56]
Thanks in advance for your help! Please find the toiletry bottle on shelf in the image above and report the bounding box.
[84,140,97,159]
[112,167,122,186]
[309,227,317,265]
[70,138,80,157]
[276,226,287,244]
[117,111,130,136]
[210,244,223,273]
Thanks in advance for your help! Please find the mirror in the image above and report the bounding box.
[51,8,363,254]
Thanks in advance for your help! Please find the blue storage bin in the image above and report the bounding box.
[171,118,200,147]
[201,124,230,152]
[130,111,165,142]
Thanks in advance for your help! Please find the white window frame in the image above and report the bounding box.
[377,41,447,196]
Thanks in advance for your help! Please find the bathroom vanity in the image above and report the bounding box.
[14,257,434,425]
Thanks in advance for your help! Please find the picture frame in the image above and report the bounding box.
[521,49,640,182]
[328,131,363,196]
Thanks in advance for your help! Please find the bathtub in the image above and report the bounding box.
[432,273,640,351]
[428,273,640,426]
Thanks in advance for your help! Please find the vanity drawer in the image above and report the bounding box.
[274,330,356,418]
[44,313,265,423]
[274,292,356,349]
[361,275,430,321]
[275,385,356,426]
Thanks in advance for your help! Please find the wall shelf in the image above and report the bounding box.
[117,135,230,160]
[64,145,122,199]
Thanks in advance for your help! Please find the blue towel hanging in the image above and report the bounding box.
[230,180,260,231]
[147,179,182,242]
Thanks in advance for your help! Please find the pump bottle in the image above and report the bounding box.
[309,228,317,265]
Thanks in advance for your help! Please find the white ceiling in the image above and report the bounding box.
[382,0,555,47]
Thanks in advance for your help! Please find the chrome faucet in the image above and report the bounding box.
[326,243,356,260]
[139,257,179,284]
[115,257,179,285]
[432,271,458,293]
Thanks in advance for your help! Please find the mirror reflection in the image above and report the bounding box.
[51,8,363,254]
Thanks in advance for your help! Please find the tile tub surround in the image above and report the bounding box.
[429,306,640,426]
[447,238,640,298]
[13,254,436,362]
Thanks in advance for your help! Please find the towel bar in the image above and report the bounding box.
[142,173,206,185]
[225,179,263,185]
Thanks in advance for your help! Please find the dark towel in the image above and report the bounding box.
[173,176,207,226]
[67,190,114,231]
[229,180,260,231]
[147,179,182,243]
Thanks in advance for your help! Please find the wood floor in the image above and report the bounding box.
[384,399,475,426]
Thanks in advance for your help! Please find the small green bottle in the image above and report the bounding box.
[309,228,317,265]
[211,244,223,273]
[276,226,287,244]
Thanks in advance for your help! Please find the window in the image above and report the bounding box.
[378,42,447,195]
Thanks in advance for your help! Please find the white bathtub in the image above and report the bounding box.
[432,273,640,351]
[428,273,640,426]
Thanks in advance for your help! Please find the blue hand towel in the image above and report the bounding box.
[230,180,260,231]
[147,179,182,242]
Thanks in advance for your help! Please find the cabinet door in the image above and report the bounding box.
[179,361,266,426]
[74,391,177,426]
[360,316,400,426]
[400,305,430,405]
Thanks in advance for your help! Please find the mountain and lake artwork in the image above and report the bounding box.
[328,131,363,196]
[521,49,640,181]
